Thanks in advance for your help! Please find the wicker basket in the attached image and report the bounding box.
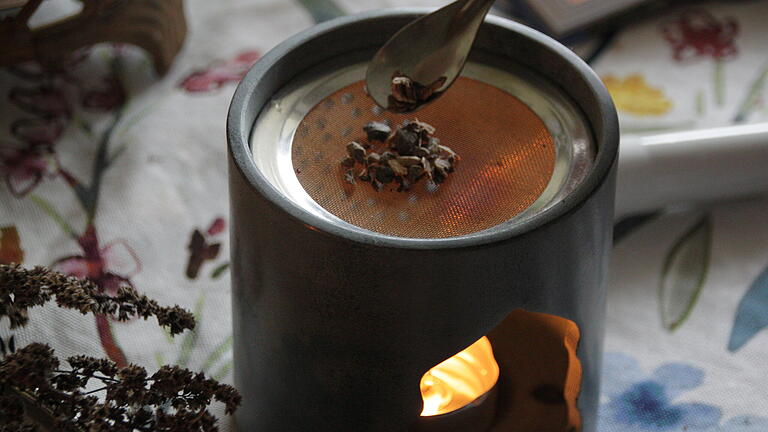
[0,0,186,74]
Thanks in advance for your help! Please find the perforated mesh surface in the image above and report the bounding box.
[292,77,555,239]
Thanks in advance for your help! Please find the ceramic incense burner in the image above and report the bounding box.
[228,9,618,431]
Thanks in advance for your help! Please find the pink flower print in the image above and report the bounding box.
[11,118,65,146]
[207,217,226,236]
[660,9,739,62]
[9,85,71,119]
[7,62,46,81]
[82,76,126,111]
[53,227,141,295]
[7,48,91,82]
[185,217,225,279]
[52,226,142,367]
[0,144,58,197]
[179,50,261,93]
[660,9,739,106]
[55,252,136,298]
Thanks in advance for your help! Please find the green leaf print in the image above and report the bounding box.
[295,0,345,23]
[659,214,713,331]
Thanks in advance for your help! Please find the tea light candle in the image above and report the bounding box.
[420,336,499,417]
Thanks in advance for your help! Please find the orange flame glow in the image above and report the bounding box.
[419,336,500,416]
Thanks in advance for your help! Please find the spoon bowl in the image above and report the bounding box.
[365,0,496,112]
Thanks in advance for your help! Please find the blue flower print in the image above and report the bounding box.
[599,353,721,431]
[710,415,768,432]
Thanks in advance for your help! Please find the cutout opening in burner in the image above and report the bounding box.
[412,310,582,432]
[487,309,582,432]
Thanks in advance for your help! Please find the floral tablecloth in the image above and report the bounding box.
[1,0,767,430]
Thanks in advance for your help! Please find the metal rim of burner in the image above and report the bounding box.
[228,8,618,432]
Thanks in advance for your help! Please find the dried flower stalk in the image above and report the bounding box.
[0,264,194,335]
[0,264,240,432]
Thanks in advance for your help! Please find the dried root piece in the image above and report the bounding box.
[387,72,446,113]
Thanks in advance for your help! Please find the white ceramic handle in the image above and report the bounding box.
[615,123,768,218]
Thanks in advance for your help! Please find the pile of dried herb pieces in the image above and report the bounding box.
[341,119,458,192]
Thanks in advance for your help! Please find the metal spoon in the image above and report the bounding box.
[365,0,496,113]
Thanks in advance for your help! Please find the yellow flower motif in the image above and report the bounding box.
[602,74,673,116]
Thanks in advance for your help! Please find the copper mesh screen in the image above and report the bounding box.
[292,77,555,238]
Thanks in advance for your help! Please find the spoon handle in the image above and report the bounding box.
[458,0,496,20]
[454,0,496,32]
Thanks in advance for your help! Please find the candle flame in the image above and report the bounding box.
[419,336,499,416]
